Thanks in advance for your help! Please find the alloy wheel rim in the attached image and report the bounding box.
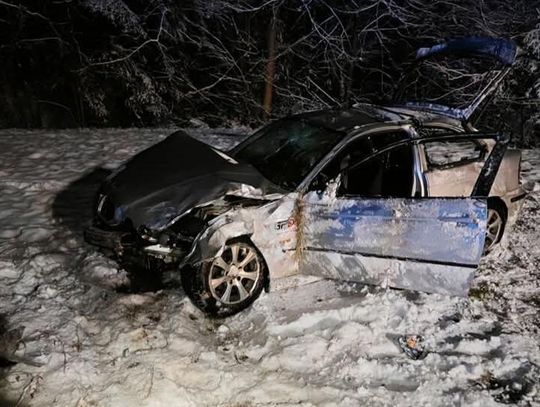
[484,209,503,252]
[208,243,261,305]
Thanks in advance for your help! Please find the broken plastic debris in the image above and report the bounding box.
[397,335,428,360]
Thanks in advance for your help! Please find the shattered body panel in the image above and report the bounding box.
[98,131,284,231]
[186,195,300,280]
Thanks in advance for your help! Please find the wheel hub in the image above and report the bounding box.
[228,265,240,277]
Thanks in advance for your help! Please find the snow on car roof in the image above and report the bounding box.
[295,103,462,132]
[295,107,385,131]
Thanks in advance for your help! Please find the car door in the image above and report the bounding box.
[420,136,489,197]
[298,132,508,297]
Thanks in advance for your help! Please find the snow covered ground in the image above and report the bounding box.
[0,128,538,407]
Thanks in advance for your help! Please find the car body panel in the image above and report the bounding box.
[300,194,486,296]
[302,195,486,266]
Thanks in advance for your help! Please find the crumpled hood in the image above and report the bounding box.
[101,131,284,230]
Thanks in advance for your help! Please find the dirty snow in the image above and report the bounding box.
[0,129,538,406]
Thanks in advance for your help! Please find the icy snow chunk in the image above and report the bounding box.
[0,228,20,239]
[109,328,167,356]
[81,253,127,287]
[0,260,20,279]
[262,336,329,373]
[454,337,502,356]
[117,294,156,306]
[20,227,53,242]
[36,284,59,299]
[27,253,67,273]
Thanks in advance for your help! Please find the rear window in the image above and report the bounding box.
[423,139,486,169]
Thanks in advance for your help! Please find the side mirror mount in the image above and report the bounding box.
[323,174,342,199]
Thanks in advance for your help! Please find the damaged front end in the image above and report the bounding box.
[84,201,207,270]
[85,192,280,272]
[84,130,284,271]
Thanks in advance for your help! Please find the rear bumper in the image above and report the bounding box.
[501,186,527,225]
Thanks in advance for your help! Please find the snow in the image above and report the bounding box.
[0,128,539,406]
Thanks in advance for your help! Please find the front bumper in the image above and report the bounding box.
[84,225,133,254]
[84,224,188,269]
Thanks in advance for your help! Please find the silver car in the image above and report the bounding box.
[85,37,525,316]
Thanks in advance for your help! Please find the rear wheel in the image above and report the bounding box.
[182,240,266,317]
[483,206,506,254]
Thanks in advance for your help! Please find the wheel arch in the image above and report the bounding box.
[182,218,272,291]
[486,196,507,246]
[487,196,508,221]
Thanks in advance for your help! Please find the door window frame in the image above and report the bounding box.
[299,124,425,195]
[302,129,507,200]
[334,141,417,198]
[421,138,488,172]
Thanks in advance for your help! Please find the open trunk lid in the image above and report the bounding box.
[394,37,518,123]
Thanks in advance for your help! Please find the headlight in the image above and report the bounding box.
[113,205,126,224]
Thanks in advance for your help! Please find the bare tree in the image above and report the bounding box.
[0,0,537,145]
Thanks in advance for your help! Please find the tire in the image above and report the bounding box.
[483,203,506,254]
[181,240,266,317]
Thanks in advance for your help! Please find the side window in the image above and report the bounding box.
[310,131,411,191]
[339,144,414,198]
[423,139,487,170]
[310,137,372,191]
[309,131,415,198]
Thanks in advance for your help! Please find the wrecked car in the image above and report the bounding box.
[84,37,526,316]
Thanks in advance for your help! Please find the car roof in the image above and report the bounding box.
[292,103,464,132]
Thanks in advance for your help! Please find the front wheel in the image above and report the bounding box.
[181,240,266,317]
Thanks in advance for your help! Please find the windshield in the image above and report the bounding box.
[234,119,345,190]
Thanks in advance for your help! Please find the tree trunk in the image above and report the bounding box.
[262,16,277,120]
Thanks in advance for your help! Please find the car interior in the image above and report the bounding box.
[312,131,415,198]
[339,144,414,197]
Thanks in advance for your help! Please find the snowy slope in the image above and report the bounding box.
[0,129,538,407]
